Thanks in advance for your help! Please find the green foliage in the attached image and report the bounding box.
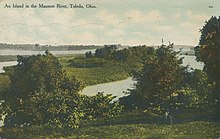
[169,87,199,110]
[80,92,123,120]
[70,57,109,68]
[195,16,220,113]
[74,121,220,139]
[1,120,220,138]
[0,74,10,92]
[95,45,118,59]
[119,45,212,116]
[113,46,155,62]
[92,45,155,85]
[126,44,185,113]
[112,46,155,74]
[65,57,135,86]
[195,16,220,83]
[184,69,211,106]
[0,52,82,129]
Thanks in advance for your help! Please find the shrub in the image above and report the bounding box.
[80,92,123,120]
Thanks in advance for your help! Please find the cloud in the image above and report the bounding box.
[173,13,181,20]
[42,9,75,25]
[105,28,125,37]
[0,9,43,27]
[68,32,100,44]
[125,10,164,24]
[0,27,36,44]
[186,11,209,22]
[96,10,120,25]
[179,11,210,39]
[0,1,217,46]
[154,25,173,32]
[70,32,96,40]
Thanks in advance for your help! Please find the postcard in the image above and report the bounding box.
[0,0,219,138]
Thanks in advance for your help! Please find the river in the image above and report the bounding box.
[0,61,18,73]
[181,55,204,70]
[80,77,135,99]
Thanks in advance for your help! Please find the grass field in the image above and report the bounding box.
[1,110,220,138]
[58,55,135,86]
[71,121,220,139]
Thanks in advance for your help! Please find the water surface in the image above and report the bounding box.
[0,61,17,73]
[80,77,135,99]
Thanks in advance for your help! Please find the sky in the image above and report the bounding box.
[0,0,220,46]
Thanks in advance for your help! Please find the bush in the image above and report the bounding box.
[80,92,123,120]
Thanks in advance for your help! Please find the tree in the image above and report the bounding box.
[195,16,220,83]
[124,45,187,114]
[195,16,220,105]
[95,45,118,59]
[112,46,155,62]
[0,52,82,128]
[112,48,132,62]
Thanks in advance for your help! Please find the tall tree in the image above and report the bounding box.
[195,16,220,104]
[195,16,220,82]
